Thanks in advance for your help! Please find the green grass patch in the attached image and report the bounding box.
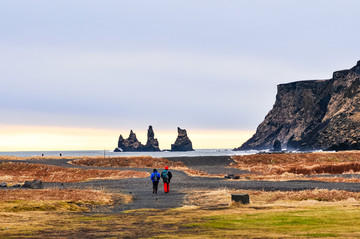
[300,233,338,237]
[183,208,360,238]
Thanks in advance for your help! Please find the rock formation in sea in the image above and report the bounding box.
[171,127,194,151]
[143,125,160,151]
[236,60,360,151]
[115,125,160,152]
[116,130,144,152]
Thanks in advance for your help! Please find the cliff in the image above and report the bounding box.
[236,60,360,151]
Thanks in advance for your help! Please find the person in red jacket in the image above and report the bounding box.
[161,166,172,193]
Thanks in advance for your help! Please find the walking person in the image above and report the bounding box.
[151,169,160,194]
[161,166,172,193]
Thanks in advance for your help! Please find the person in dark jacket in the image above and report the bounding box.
[151,169,161,194]
[161,166,172,193]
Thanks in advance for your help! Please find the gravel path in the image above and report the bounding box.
[3,156,360,211]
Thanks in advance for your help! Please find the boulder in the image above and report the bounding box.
[224,174,240,179]
[0,182,7,187]
[22,179,44,189]
[171,127,194,151]
[231,194,250,204]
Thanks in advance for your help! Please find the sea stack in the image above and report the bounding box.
[115,126,161,152]
[116,130,144,152]
[171,127,194,151]
[236,60,360,151]
[143,125,160,151]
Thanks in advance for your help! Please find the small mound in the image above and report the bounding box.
[0,188,113,202]
[0,188,133,212]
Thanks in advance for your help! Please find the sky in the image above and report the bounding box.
[0,0,359,151]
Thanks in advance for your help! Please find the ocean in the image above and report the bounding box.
[0,149,260,158]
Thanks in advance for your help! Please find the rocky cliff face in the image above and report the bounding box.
[236,61,360,151]
[171,127,194,151]
[115,126,160,152]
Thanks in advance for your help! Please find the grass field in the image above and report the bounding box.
[1,189,360,238]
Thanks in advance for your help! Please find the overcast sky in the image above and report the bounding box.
[0,0,359,150]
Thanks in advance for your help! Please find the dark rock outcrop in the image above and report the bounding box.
[272,140,282,152]
[236,60,360,151]
[143,126,160,151]
[22,179,44,189]
[171,127,194,151]
[117,130,144,152]
[115,126,160,152]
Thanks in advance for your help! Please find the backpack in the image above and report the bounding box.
[153,173,159,182]
[162,171,169,182]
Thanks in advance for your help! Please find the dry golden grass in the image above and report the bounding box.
[0,162,148,183]
[0,155,86,161]
[232,151,360,176]
[0,188,113,203]
[183,188,360,209]
[71,156,185,169]
[230,172,360,183]
[0,188,125,213]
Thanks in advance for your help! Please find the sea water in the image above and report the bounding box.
[0,149,260,158]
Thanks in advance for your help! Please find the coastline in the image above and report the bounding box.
[0,149,260,158]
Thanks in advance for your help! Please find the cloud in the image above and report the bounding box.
[0,44,314,130]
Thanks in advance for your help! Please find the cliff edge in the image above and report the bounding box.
[236,60,360,151]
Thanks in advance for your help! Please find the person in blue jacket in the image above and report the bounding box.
[151,169,161,194]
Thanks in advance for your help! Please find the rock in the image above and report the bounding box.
[143,126,160,151]
[0,182,7,187]
[235,61,360,151]
[272,140,282,152]
[171,127,194,151]
[22,179,44,189]
[115,126,160,152]
[11,184,21,188]
[116,130,144,152]
[224,174,240,179]
[231,194,250,204]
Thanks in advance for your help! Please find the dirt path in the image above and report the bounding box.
[3,156,360,211]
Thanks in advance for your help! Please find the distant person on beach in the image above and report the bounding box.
[161,166,172,193]
[151,169,160,194]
